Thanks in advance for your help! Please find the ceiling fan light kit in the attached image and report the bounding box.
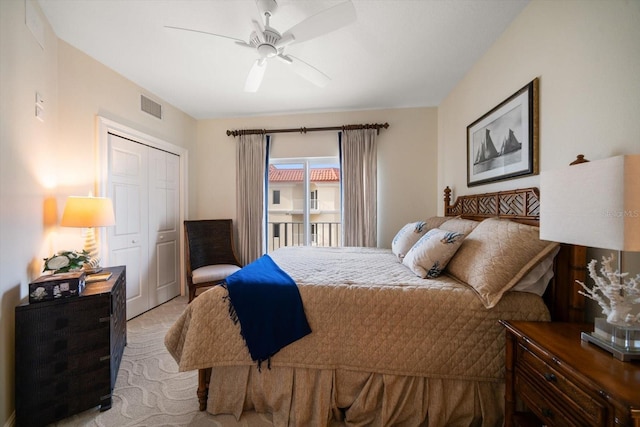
[166,0,356,92]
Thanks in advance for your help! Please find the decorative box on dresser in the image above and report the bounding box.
[15,266,126,427]
[501,320,640,427]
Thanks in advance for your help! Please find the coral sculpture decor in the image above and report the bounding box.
[577,253,640,326]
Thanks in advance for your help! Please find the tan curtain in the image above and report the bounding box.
[236,133,267,264]
[341,128,377,247]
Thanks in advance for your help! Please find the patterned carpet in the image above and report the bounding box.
[52,296,274,427]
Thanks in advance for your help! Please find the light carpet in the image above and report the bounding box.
[52,296,274,427]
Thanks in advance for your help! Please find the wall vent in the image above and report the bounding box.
[141,95,162,119]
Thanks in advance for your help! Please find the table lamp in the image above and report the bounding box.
[540,154,640,361]
[61,196,115,274]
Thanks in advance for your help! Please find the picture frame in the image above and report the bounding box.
[467,78,539,187]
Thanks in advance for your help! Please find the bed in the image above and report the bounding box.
[164,187,586,427]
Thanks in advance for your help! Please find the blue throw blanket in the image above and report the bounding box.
[225,254,311,366]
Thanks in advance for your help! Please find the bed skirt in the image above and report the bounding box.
[206,365,504,427]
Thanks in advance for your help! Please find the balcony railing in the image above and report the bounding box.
[268,221,341,251]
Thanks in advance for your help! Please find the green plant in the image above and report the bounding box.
[43,250,90,274]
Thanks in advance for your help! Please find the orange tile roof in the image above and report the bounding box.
[269,166,340,182]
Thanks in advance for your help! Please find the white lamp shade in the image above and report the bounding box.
[60,196,116,228]
[540,154,640,251]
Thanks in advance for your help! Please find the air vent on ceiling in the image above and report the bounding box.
[141,95,162,119]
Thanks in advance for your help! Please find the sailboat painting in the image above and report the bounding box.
[467,78,539,187]
[472,106,522,173]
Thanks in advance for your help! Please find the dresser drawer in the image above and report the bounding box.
[19,319,110,364]
[517,344,607,426]
[515,370,573,427]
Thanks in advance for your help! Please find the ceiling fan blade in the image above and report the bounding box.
[275,33,295,49]
[235,41,254,50]
[164,25,248,45]
[282,0,356,45]
[244,59,268,92]
[251,20,265,44]
[284,54,330,88]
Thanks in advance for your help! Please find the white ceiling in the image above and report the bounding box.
[38,0,529,120]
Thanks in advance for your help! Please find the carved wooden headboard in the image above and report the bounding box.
[443,186,586,322]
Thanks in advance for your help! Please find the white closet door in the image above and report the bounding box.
[148,148,180,308]
[107,133,150,319]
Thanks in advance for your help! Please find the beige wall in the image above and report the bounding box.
[0,1,197,424]
[437,0,640,320]
[1,2,59,423]
[196,107,439,248]
[438,0,640,204]
[57,40,198,200]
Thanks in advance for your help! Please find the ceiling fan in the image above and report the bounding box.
[166,0,357,92]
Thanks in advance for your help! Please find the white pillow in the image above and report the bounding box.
[391,221,428,261]
[403,228,466,278]
[511,246,560,296]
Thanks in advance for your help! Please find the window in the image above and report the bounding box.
[266,158,341,252]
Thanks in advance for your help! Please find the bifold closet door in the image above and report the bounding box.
[148,146,180,310]
[107,133,180,319]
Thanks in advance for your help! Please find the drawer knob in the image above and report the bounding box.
[542,407,554,419]
[543,372,557,382]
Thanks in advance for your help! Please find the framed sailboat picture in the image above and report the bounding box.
[467,78,539,187]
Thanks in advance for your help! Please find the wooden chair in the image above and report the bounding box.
[184,219,242,302]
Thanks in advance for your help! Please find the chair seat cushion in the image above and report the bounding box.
[192,264,241,284]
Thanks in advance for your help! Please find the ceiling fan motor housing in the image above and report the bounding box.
[251,28,281,58]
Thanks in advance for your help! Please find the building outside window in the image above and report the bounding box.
[266,159,341,252]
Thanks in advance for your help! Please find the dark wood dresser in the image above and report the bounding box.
[501,320,640,427]
[15,266,126,427]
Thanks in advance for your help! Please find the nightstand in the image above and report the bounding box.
[15,266,126,427]
[500,320,640,427]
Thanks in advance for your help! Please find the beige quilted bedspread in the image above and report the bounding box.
[165,246,550,382]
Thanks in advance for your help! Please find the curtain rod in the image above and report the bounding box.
[226,122,389,137]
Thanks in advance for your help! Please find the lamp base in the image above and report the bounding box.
[83,255,103,275]
[581,318,640,361]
